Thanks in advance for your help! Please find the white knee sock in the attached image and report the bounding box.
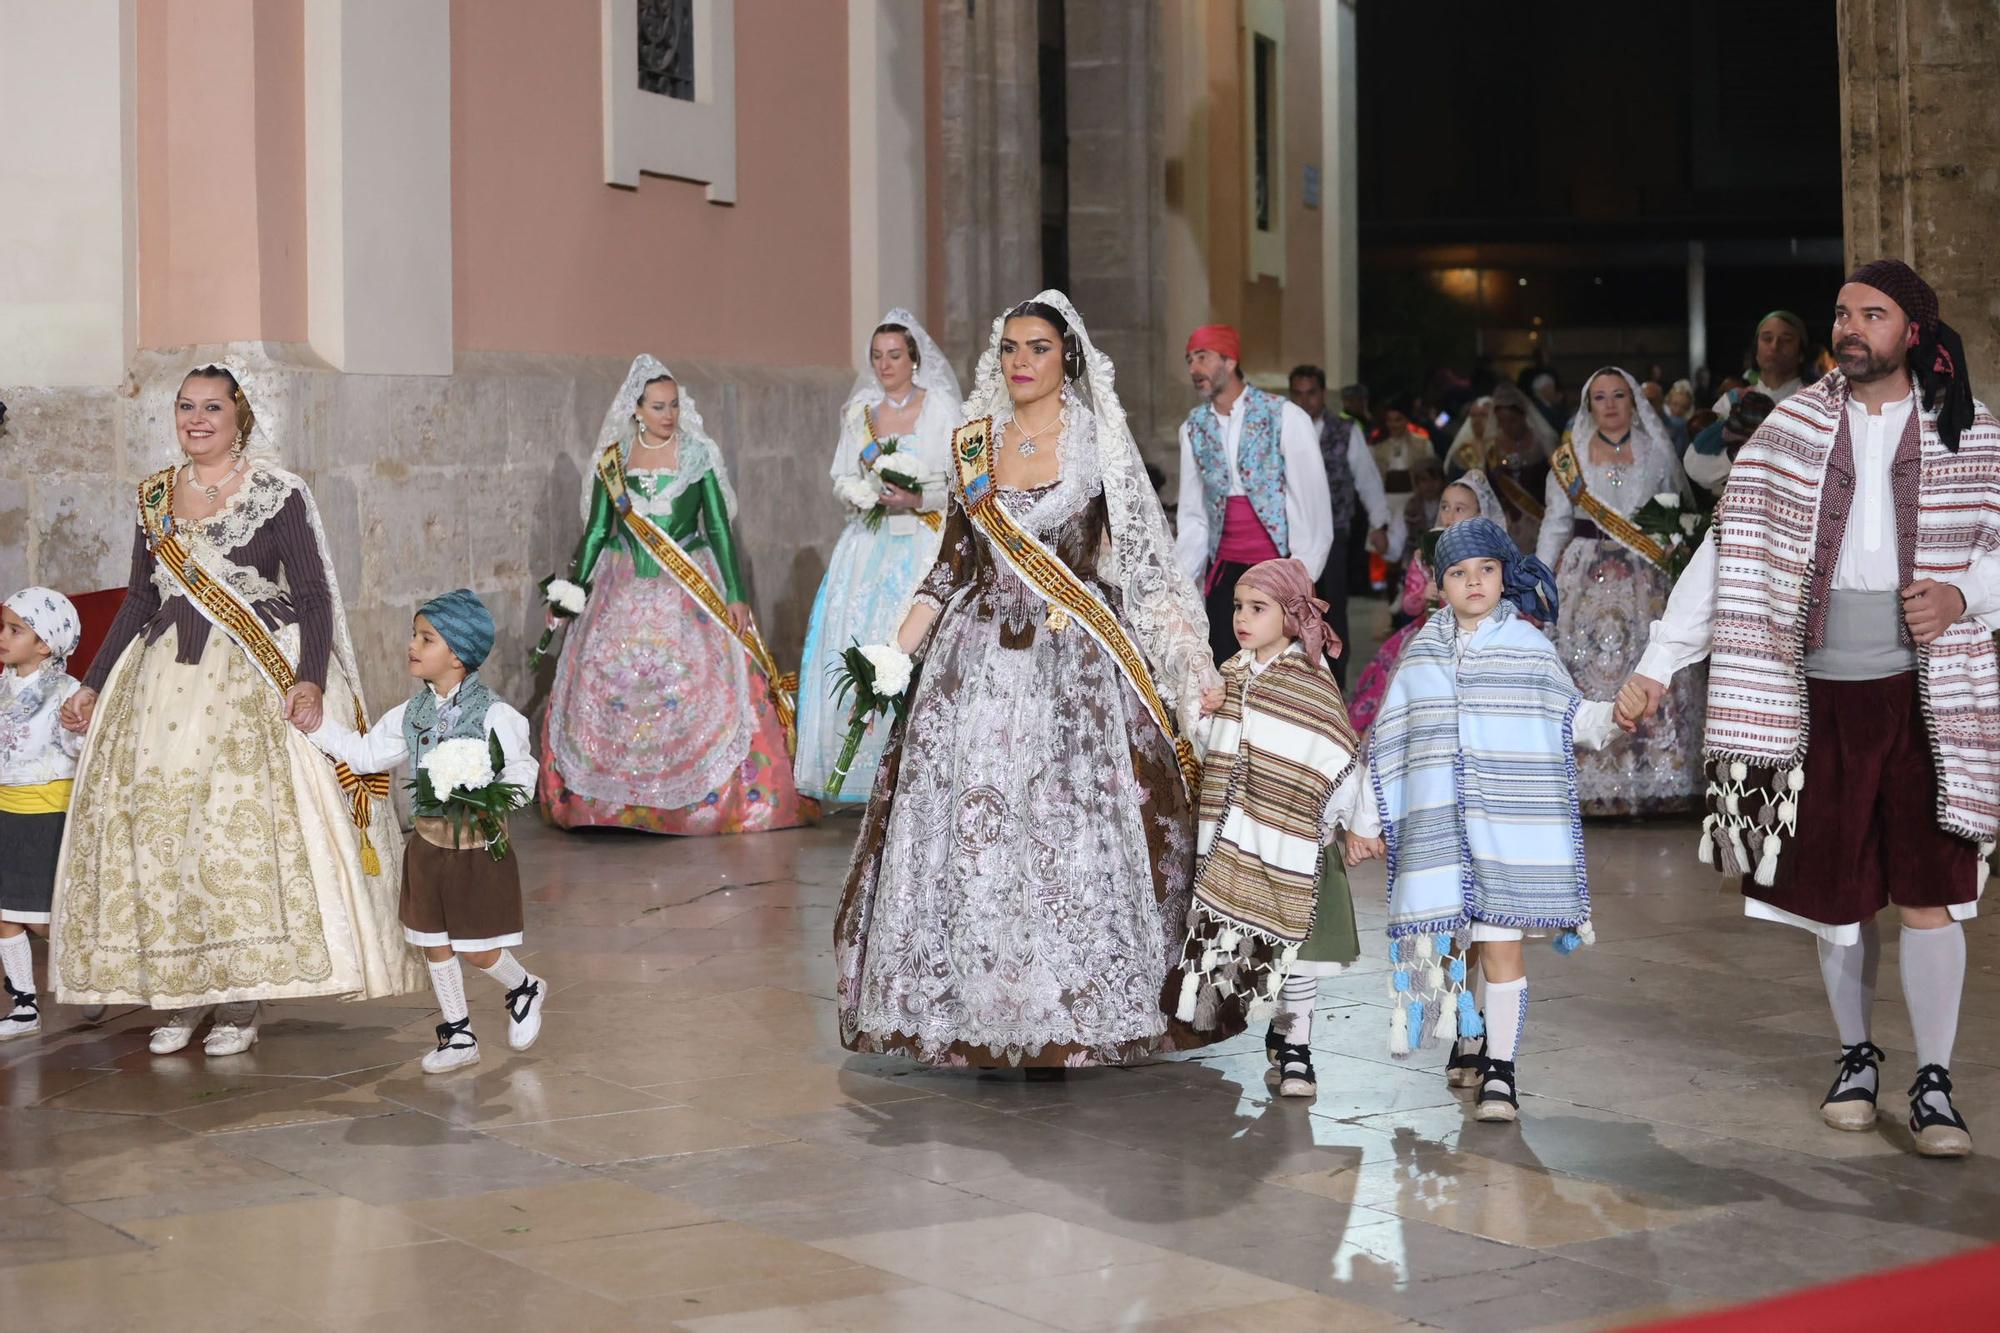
[0,934,34,1000]
[1901,922,1966,1114]
[1817,916,1880,1048]
[480,950,529,991]
[1483,975,1527,1074]
[428,957,470,1027]
[1280,972,1317,1044]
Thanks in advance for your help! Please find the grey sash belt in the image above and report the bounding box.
[1804,590,1917,680]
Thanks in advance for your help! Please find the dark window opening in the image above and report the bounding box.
[1252,34,1276,233]
[638,0,695,101]
[1038,0,1070,293]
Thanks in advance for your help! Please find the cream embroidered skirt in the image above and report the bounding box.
[51,625,421,1007]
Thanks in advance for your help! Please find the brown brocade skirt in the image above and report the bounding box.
[401,822,524,951]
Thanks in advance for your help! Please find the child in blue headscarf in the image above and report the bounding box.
[1348,519,1624,1124]
[309,590,545,1075]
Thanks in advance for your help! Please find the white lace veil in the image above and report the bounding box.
[172,352,373,714]
[835,311,963,481]
[582,355,737,521]
[965,290,1219,729]
[1448,468,1507,526]
[1490,380,1556,454]
[842,310,961,421]
[1569,365,1688,498]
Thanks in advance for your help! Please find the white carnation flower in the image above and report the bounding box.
[546,578,587,615]
[836,475,881,510]
[859,643,913,696]
[422,736,496,801]
[1653,492,1681,509]
[1680,512,1701,535]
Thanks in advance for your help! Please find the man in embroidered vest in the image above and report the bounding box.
[1174,324,1335,665]
[1619,260,2000,1158]
[1290,364,1392,688]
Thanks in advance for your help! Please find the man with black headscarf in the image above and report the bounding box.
[1620,259,1997,1158]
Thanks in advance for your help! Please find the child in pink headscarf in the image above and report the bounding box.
[1167,558,1376,1100]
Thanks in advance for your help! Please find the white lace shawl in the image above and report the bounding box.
[963,290,1219,733]
[581,354,737,522]
[832,309,963,488]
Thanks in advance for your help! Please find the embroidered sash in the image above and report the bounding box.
[860,407,943,534]
[949,419,1200,796]
[593,445,798,750]
[1548,432,1667,568]
[1483,451,1546,523]
[136,468,391,861]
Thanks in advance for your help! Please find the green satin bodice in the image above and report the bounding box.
[569,469,746,603]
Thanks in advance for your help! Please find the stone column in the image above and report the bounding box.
[1064,0,1169,454]
[1838,0,2000,382]
[935,0,1042,376]
[849,0,931,348]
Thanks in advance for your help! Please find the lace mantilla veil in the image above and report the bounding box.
[581,355,738,522]
[834,309,963,481]
[171,353,377,718]
[1566,365,1691,503]
[964,290,1219,733]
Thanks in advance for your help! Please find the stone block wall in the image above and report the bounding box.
[1,345,851,715]
[1838,0,2000,385]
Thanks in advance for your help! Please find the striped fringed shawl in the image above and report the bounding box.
[1374,603,1589,939]
[1703,373,2000,884]
[1170,644,1358,1034]
[1371,603,1590,1055]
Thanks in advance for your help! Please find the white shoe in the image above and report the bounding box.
[422,1018,481,1073]
[79,1005,108,1025]
[204,1022,259,1056]
[149,1007,212,1055]
[503,974,546,1051]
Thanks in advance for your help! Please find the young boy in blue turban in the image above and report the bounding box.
[309,590,546,1073]
[1348,519,1624,1122]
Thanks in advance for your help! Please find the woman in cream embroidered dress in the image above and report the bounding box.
[796,312,962,801]
[836,293,1220,1069]
[540,356,812,835]
[1538,366,1703,816]
[51,361,417,1056]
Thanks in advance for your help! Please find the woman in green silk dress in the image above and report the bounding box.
[539,356,813,835]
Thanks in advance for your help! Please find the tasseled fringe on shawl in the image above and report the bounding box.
[1384,923,1593,1057]
[1700,757,1804,887]
[1172,909,1301,1033]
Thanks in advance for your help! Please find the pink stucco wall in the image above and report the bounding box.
[450,0,851,367]
[138,0,308,348]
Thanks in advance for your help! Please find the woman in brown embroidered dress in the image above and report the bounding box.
[835,293,1220,1070]
[51,360,417,1057]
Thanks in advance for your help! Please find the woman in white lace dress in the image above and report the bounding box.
[795,312,962,801]
[835,294,1221,1070]
[52,359,418,1056]
[1538,366,1703,816]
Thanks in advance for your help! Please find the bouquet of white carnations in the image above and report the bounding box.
[529,574,590,668]
[413,733,526,861]
[824,640,914,797]
[1630,491,1708,583]
[858,438,924,532]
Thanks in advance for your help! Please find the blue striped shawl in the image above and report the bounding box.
[1371,602,1588,938]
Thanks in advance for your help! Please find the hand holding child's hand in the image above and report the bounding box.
[1614,673,1664,733]
[1344,833,1386,867]
[1198,684,1225,717]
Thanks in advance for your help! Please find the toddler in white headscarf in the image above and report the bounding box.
[0,587,85,1041]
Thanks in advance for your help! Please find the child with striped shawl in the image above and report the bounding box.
[1168,558,1370,1099]
[1349,518,1623,1122]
